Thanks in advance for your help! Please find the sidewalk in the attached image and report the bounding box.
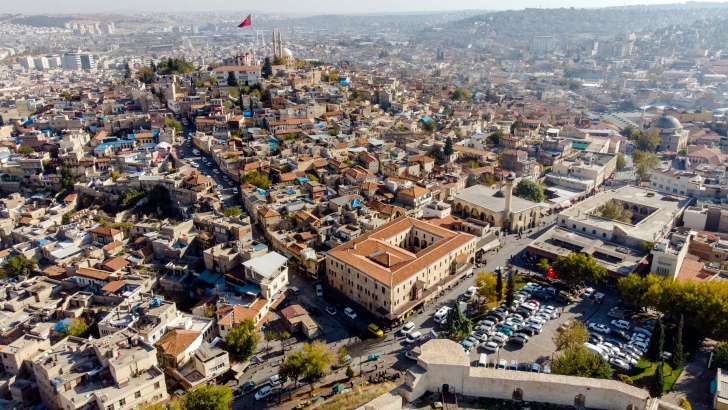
[663,338,717,409]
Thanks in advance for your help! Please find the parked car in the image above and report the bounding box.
[496,359,507,370]
[611,319,631,330]
[542,364,551,374]
[368,323,384,337]
[406,331,423,344]
[400,322,416,336]
[344,307,357,319]
[609,357,632,372]
[316,284,323,297]
[588,323,612,334]
[509,360,518,371]
[582,287,595,298]
[238,381,256,394]
[531,363,541,373]
[482,341,500,353]
[254,386,272,401]
[516,327,537,337]
[509,334,530,347]
[326,306,337,315]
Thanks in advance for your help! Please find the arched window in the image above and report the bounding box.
[512,388,523,401]
[574,394,586,409]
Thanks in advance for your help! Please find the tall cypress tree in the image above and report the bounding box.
[505,272,515,307]
[124,62,131,79]
[673,314,684,368]
[495,270,503,301]
[646,318,665,362]
[649,359,665,398]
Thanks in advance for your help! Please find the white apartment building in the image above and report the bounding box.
[212,65,262,86]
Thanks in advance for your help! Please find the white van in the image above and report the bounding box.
[269,374,281,386]
[433,307,451,324]
[478,353,488,367]
[192,149,200,156]
[584,343,609,361]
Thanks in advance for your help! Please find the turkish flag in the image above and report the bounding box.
[238,14,252,28]
[547,267,558,279]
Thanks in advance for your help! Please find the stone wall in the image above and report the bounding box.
[391,339,650,410]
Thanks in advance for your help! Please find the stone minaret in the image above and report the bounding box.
[503,173,515,233]
[277,30,283,56]
[272,31,277,57]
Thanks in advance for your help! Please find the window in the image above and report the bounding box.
[572,224,576,229]
[592,230,596,234]
[657,257,671,265]
[581,227,586,232]
[135,392,141,399]
[602,233,607,237]
[119,399,126,406]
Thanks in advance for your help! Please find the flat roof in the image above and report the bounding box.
[243,252,288,278]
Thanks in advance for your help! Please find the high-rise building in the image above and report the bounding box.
[33,57,49,70]
[18,56,34,69]
[61,53,95,71]
[532,35,554,54]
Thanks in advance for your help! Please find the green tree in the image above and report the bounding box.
[552,253,608,285]
[649,360,665,398]
[646,318,665,362]
[150,61,157,73]
[137,66,155,85]
[118,188,145,210]
[474,271,498,303]
[165,118,182,134]
[264,331,277,351]
[345,365,355,379]
[279,351,306,388]
[674,314,684,368]
[343,159,354,168]
[224,207,243,217]
[504,272,516,307]
[633,150,661,180]
[428,145,444,162]
[495,270,503,301]
[17,145,34,156]
[261,57,272,78]
[466,160,480,169]
[301,340,334,389]
[445,301,472,339]
[59,91,72,100]
[204,303,216,318]
[243,170,271,189]
[227,71,238,87]
[537,258,550,272]
[223,318,260,363]
[349,89,361,100]
[124,62,131,79]
[488,131,503,146]
[277,330,291,356]
[182,384,232,410]
[209,76,217,86]
[443,137,454,156]
[514,179,545,203]
[616,153,627,172]
[713,343,728,370]
[593,199,632,223]
[110,170,121,180]
[4,255,37,278]
[553,320,589,351]
[422,119,436,132]
[632,129,661,152]
[69,318,90,337]
[62,211,73,225]
[551,346,614,379]
[451,87,472,101]
[621,125,635,138]
[483,173,496,187]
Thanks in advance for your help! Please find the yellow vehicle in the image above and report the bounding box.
[368,323,384,337]
[558,290,574,301]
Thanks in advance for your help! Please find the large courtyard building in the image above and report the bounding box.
[525,186,691,278]
[325,217,477,323]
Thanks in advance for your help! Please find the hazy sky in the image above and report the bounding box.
[7,0,726,15]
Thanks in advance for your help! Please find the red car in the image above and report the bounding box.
[524,299,541,307]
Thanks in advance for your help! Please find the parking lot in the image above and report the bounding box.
[466,283,626,370]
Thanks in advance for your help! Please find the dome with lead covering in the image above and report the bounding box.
[653,116,682,130]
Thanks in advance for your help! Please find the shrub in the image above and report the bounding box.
[679,397,692,410]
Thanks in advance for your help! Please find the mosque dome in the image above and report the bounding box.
[652,116,682,130]
[281,48,293,58]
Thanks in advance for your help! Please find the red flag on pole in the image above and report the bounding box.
[547,266,558,279]
[238,14,252,28]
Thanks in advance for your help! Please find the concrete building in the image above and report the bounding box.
[33,330,167,410]
[211,66,262,86]
[532,35,554,54]
[546,152,618,193]
[650,232,692,279]
[453,176,541,234]
[526,186,691,278]
[325,216,476,323]
[61,53,95,71]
